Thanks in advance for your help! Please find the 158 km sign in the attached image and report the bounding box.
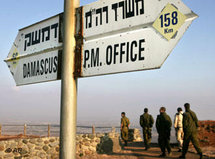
[76,0,197,77]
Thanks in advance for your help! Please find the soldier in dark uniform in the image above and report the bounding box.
[156,107,172,157]
[121,112,130,146]
[179,103,203,159]
[139,108,154,150]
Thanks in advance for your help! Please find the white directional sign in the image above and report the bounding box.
[5,14,63,86]
[77,0,198,77]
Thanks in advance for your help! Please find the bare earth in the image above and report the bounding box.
[77,142,215,159]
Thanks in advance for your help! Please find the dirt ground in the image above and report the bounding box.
[77,142,214,159]
[198,121,215,147]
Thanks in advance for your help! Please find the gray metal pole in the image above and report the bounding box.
[60,0,80,158]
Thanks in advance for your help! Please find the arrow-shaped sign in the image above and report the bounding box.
[76,0,198,77]
[4,0,198,85]
[5,13,63,86]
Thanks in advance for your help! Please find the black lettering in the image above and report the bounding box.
[135,0,144,15]
[51,23,59,38]
[139,39,145,60]
[32,30,41,45]
[84,50,90,68]
[36,60,40,76]
[103,6,108,24]
[111,0,145,23]
[49,57,53,73]
[126,42,130,62]
[30,61,36,77]
[126,0,135,18]
[45,58,49,74]
[112,3,118,21]
[85,11,92,29]
[40,59,44,75]
[119,1,125,19]
[27,63,30,77]
[23,64,27,78]
[42,26,50,42]
[96,8,102,26]
[24,23,59,51]
[114,44,119,64]
[53,56,58,73]
[24,33,31,51]
[106,45,112,65]
[91,48,99,67]
[130,41,137,62]
[120,43,126,63]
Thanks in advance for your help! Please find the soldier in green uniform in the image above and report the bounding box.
[179,103,203,159]
[139,108,154,150]
[121,112,130,146]
[156,107,172,157]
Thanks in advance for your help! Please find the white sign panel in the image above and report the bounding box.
[82,20,193,77]
[78,0,198,77]
[5,14,63,85]
[6,50,61,86]
[83,0,192,39]
[8,14,62,58]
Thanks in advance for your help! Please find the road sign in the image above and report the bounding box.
[76,0,198,77]
[5,14,63,86]
[152,3,187,41]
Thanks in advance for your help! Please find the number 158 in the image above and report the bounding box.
[159,11,178,28]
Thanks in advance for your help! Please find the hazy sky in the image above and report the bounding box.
[0,0,214,127]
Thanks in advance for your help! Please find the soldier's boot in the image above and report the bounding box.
[179,155,185,158]
[168,152,172,156]
[199,152,203,159]
[144,143,149,151]
[146,146,151,150]
[159,153,166,157]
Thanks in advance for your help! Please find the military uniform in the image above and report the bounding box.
[181,108,202,157]
[156,112,172,156]
[140,113,154,149]
[121,116,130,145]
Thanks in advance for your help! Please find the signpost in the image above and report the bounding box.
[76,0,198,77]
[4,0,198,158]
[60,0,79,158]
[4,14,63,86]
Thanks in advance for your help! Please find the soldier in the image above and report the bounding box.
[174,107,184,152]
[139,108,154,150]
[179,103,203,159]
[121,112,130,146]
[156,107,172,157]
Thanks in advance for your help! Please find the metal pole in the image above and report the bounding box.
[92,125,95,135]
[24,124,27,136]
[48,124,50,137]
[0,124,2,136]
[60,0,80,158]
